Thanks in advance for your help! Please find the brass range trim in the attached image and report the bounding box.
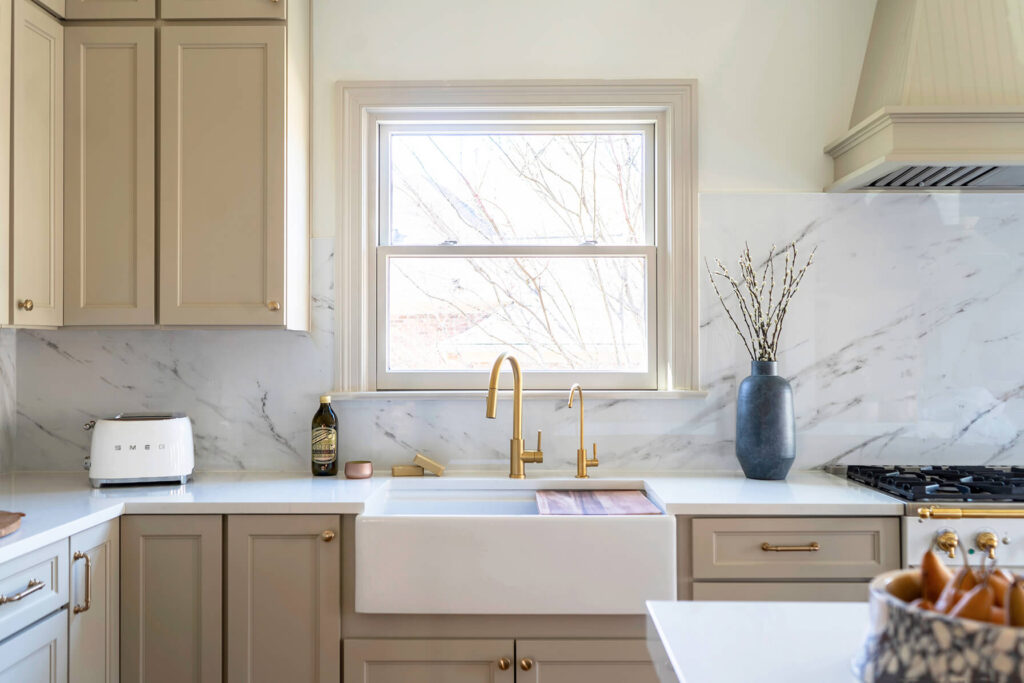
[919,506,1024,519]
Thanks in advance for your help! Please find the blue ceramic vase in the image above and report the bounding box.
[735,360,795,480]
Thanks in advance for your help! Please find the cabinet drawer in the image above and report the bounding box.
[0,608,68,682]
[0,539,68,642]
[692,517,899,580]
[692,581,868,602]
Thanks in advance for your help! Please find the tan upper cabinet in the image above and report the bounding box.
[225,515,341,683]
[70,520,119,683]
[159,25,286,326]
[12,0,62,327]
[161,0,285,20]
[32,0,64,18]
[121,515,222,683]
[344,639,516,683]
[65,0,154,19]
[65,26,155,326]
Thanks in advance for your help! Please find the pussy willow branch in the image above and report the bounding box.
[707,242,816,362]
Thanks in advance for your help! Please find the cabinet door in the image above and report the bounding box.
[0,608,67,683]
[159,25,285,326]
[65,26,155,326]
[70,520,119,683]
[344,639,515,683]
[225,515,340,683]
[515,640,659,683]
[65,0,154,19]
[12,0,62,327]
[121,515,222,683]
[161,0,285,20]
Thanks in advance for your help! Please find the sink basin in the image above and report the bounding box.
[355,479,676,615]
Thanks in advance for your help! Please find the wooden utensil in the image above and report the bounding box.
[536,490,661,515]
[0,511,25,538]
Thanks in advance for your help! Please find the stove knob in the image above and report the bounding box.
[935,530,959,559]
[976,531,998,560]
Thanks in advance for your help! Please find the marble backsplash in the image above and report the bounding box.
[13,193,1024,472]
[0,329,14,474]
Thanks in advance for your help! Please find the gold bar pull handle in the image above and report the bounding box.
[920,507,1024,520]
[0,578,44,605]
[761,542,821,552]
[73,551,92,614]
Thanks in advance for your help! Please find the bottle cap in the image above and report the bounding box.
[319,395,332,403]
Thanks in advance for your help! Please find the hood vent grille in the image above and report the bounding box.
[866,165,997,189]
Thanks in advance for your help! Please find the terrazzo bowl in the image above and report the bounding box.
[853,569,1024,683]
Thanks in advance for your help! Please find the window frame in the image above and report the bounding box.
[376,118,658,390]
[336,80,699,394]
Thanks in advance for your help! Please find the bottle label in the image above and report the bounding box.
[311,426,337,464]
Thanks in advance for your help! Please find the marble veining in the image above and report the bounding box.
[14,195,1024,472]
[0,329,14,474]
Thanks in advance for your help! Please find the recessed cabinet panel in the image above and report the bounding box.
[161,0,285,20]
[0,609,68,683]
[65,0,154,19]
[225,515,341,683]
[516,640,660,683]
[13,0,62,327]
[121,515,222,683]
[344,639,515,683]
[159,25,286,325]
[70,520,120,683]
[65,27,155,326]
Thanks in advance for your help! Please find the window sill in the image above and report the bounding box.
[329,389,709,401]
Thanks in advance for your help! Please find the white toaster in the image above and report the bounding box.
[84,413,195,487]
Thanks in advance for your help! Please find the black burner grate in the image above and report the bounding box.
[846,466,1024,502]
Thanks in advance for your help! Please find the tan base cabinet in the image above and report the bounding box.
[121,515,222,683]
[344,639,515,683]
[344,639,657,683]
[0,608,68,683]
[692,581,868,602]
[515,640,659,683]
[226,515,341,683]
[70,520,119,683]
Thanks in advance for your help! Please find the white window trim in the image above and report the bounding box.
[336,80,698,394]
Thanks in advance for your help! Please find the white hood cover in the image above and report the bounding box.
[826,0,1024,191]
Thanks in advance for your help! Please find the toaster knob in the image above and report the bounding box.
[83,420,95,431]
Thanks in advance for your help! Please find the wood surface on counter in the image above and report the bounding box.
[536,490,661,515]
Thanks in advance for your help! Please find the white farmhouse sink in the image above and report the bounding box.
[355,479,676,614]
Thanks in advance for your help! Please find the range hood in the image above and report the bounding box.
[826,0,1024,191]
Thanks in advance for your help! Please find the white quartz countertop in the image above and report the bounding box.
[0,469,901,565]
[646,600,867,682]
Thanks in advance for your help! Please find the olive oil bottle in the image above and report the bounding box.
[311,395,339,476]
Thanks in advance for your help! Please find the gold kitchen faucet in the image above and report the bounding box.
[485,352,543,479]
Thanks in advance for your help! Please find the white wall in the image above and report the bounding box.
[311,0,876,236]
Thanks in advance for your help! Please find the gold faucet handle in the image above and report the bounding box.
[522,430,543,463]
[586,443,598,467]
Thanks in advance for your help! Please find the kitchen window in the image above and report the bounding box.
[337,81,697,393]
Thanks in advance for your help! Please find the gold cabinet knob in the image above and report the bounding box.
[18,299,33,311]
[497,658,511,671]
[935,530,959,559]
[321,530,335,543]
[977,531,998,559]
[519,658,533,671]
[267,300,281,311]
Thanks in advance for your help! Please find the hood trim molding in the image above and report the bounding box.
[825,106,1024,191]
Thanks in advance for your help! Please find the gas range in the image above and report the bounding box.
[844,466,1024,570]
[846,465,1024,503]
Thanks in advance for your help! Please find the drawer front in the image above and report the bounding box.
[0,608,68,682]
[692,581,868,602]
[0,539,69,642]
[692,517,899,580]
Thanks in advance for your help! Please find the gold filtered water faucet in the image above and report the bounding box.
[568,383,598,478]
[485,352,543,479]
